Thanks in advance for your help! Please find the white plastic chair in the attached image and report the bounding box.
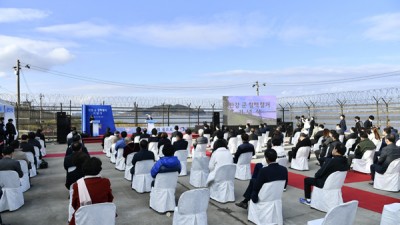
[223,132,228,140]
[339,135,344,143]
[380,203,400,225]
[115,148,125,171]
[203,134,211,146]
[124,153,136,181]
[396,140,400,147]
[374,158,400,192]
[235,152,253,180]
[236,135,243,147]
[25,152,37,177]
[171,137,177,145]
[172,188,210,225]
[149,142,160,161]
[263,132,270,146]
[186,139,193,158]
[190,156,210,188]
[34,146,41,167]
[228,137,238,154]
[352,150,375,174]
[290,147,311,171]
[307,200,359,225]
[68,184,74,222]
[149,172,179,213]
[18,160,30,192]
[134,136,140,144]
[105,137,112,157]
[193,144,207,158]
[0,171,24,212]
[345,138,357,156]
[248,180,286,225]
[311,171,347,212]
[174,150,188,176]
[207,164,236,203]
[256,136,264,153]
[110,143,116,164]
[375,140,382,152]
[312,137,324,152]
[131,160,154,193]
[291,132,301,146]
[38,139,46,156]
[75,203,116,225]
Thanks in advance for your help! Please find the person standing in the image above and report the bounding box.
[354,116,363,134]
[364,115,374,130]
[5,119,16,145]
[0,117,5,153]
[339,115,347,134]
[89,115,95,137]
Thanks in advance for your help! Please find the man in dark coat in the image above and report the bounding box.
[300,143,348,205]
[5,119,16,145]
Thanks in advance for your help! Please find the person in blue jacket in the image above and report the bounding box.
[150,143,181,178]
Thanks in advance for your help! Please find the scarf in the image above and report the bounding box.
[77,175,101,206]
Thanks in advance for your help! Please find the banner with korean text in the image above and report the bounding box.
[82,105,116,135]
[223,96,277,125]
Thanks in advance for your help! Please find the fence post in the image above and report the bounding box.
[134,102,138,127]
[162,103,165,127]
[381,98,391,126]
[372,97,380,128]
[197,106,201,125]
[336,99,346,115]
[167,105,171,126]
[304,101,311,117]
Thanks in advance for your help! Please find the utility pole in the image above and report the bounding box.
[39,93,44,128]
[14,59,21,131]
[252,81,266,96]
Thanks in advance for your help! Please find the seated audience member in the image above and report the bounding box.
[67,127,79,146]
[172,132,188,152]
[102,127,113,148]
[249,128,258,141]
[348,132,375,166]
[235,149,288,209]
[65,135,89,157]
[133,127,142,139]
[234,133,255,163]
[288,133,311,163]
[130,140,155,175]
[311,124,324,144]
[70,157,114,225]
[20,134,36,166]
[36,129,46,147]
[299,144,348,206]
[65,152,90,189]
[183,129,192,142]
[123,137,137,160]
[209,140,233,177]
[157,132,171,150]
[115,131,127,154]
[193,129,208,148]
[212,131,228,152]
[28,131,41,151]
[271,138,286,159]
[148,128,159,143]
[314,129,331,161]
[318,131,340,166]
[336,124,344,135]
[370,127,381,146]
[150,143,181,178]
[369,134,400,185]
[227,128,237,141]
[374,127,391,163]
[10,140,31,170]
[344,127,358,144]
[245,123,251,133]
[0,146,23,178]
[64,142,85,172]
[170,125,180,139]
[140,128,150,140]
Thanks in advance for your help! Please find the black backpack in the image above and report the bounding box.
[39,159,48,169]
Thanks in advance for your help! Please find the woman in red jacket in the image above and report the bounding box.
[69,157,114,225]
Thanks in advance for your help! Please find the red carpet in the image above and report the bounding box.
[82,136,104,144]
[286,170,400,213]
[44,151,104,158]
[344,170,372,183]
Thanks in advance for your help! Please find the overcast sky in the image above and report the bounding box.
[1,0,400,101]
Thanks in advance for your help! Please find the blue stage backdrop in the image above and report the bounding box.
[82,105,116,135]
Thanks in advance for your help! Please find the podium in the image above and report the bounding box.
[92,120,100,137]
[145,120,157,131]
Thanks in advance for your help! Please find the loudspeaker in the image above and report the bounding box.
[213,112,220,128]
[57,112,71,144]
[277,118,282,123]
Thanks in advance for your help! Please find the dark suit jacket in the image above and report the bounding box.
[158,138,171,149]
[173,139,188,151]
[131,149,155,174]
[292,137,312,159]
[251,163,288,203]
[378,143,400,173]
[364,120,373,129]
[234,142,255,163]
[0,157,23,178]
[65,167,84,189]
[123,142,138,159]
[70,177,114,225]
[314,156,348,188]
[313,130,323,143]
[249,133,258,141]
[20,142,35,156]
[65,145,89,157]
[140,133,150,139]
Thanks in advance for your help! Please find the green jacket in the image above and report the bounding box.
[355,139,376,158]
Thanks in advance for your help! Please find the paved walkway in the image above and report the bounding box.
[1,141,394,225]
